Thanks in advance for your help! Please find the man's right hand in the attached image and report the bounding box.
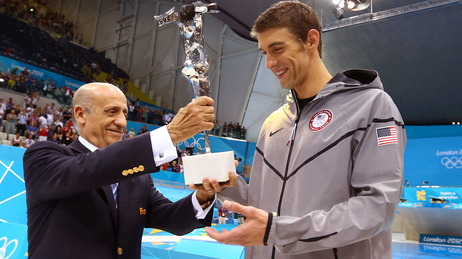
[167,96,215,144]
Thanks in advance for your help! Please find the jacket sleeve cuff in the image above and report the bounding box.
[149,126,178,166]
[263,212,275,246]
[191,191,216,219]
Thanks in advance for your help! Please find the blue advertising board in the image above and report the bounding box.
[0,145,28,259]
[401,187,462,205]
[0,55,85,90]
[404,135,462,187]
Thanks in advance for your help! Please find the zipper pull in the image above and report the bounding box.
[286,123,297,146]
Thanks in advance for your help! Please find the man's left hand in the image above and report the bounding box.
[204,200,268,246]
[191,171,237,208]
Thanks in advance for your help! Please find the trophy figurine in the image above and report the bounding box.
[155,2,235,185]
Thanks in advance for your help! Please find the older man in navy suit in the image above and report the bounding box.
[24,83,230,258]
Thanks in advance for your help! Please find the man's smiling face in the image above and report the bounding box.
[257,27,312,92]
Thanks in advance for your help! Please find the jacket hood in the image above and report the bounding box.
[286,69,383,115]
[319,69,383,98]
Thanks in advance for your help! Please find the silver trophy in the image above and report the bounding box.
[155,1,217,154]
[155,2,235,185]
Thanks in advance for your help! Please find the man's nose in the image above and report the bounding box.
[266,55,277,69]
[114,113,127,128]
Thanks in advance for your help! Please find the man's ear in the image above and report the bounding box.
[306,29,320,54]
[73,106,86,126]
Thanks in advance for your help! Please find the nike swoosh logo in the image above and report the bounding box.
[269,128,283,137]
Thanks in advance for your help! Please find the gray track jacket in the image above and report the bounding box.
[219,69,406,259]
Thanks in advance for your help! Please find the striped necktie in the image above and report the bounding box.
[111,183,118,209]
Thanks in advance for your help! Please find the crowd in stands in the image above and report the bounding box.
[210,120,247,140]
[2,0,76,41]
[127,100,175,125]
[0,67,74,105]
[0,93,77,148]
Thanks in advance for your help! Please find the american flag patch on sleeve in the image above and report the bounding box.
[376,126,398,146]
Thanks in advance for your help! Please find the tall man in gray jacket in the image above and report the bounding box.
[206,1,406,259]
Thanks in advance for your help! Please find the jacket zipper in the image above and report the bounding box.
[272,90,300,259]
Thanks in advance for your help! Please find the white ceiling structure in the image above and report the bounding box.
[50,0,462,142]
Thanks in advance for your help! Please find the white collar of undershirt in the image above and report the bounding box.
[78,136,98,152]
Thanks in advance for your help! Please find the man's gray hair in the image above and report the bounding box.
[71,87,93,133]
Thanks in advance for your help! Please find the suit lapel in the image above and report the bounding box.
[70,139,119,227]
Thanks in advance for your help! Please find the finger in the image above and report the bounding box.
[205,227,226,238]
[194,96,214,106]
[219,172,236,189]
[204,227,220,240]
[198,96,214,106]
[234,160,239,168]
[228,171,237,187]
[201,177,214,192]
[201,105,215,113]
[223,201,251,216]
[205,226,238,244]
[202,121,215,131]
[210,179,222,191]
[204,114,216,124]
[202,111,216,122]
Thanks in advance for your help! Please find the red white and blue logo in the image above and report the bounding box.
[309,110,333,132]
[376,126,398,146]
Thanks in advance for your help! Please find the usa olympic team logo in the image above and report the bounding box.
[309,110,333,132]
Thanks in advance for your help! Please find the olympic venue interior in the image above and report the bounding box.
[1,0,462,258]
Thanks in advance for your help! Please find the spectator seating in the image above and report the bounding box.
[0,132,8,142]
[0,13,128,84]
[0,132,26,145]
[8,133,15,141]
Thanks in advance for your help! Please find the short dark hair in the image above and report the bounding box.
[251,1,323,58]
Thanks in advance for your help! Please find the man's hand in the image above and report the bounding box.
[191,170,237,208]
[167,96,215,144]
[205,200,268,246]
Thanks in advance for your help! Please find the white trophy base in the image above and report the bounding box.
[182,151,235,185]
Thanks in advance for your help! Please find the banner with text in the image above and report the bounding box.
[401,187,462,205]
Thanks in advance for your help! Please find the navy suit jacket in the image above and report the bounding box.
[23,133,212,258]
